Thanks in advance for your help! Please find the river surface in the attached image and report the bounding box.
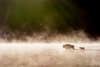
[0,42,100,67]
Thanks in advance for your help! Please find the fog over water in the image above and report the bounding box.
[0,31,100,67]
[0,0,99,67]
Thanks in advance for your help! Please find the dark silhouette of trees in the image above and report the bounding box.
[0,0,79,34]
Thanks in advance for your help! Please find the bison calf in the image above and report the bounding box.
[79,47,85,50]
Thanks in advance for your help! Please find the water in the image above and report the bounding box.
[0,42,100,67]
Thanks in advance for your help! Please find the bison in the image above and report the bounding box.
[63,44,75,49]
[79,47,85,50]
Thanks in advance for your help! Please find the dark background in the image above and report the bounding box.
[78,0,99,39]
[0,0,99,40]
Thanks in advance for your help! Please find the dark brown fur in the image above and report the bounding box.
[63,44,75,49]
